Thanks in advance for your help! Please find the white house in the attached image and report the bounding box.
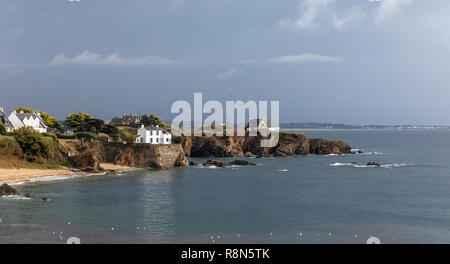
[246,118,279,135]
[135,124,172,144]
[0,107,14,133]
[8,111,48,133]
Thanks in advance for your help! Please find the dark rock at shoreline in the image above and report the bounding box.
[0,184,20,196]
[367,162,381,167]
[230,160,256,166]
[146,160,163,170]
[23,193,33,198]
[204,160,232,167]
[105,169,118,175]
[70,149,104,173]
[189,161,199,166]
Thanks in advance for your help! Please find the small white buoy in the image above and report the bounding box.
[299,232,303,236]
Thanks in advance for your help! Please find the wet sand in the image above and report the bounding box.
[0,163,137,184]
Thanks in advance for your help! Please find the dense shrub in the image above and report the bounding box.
[172,136,182,144]
[42,132,58,142]
[56,133,76,139]
[0,123,6,135]
[75,132,97,141]
[125,134,136,144]
[13,127,52,161]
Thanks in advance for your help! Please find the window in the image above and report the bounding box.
[166,138,169,142]
[150,138,153,143]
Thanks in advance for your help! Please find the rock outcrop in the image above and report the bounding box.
[70,149,104,172]
[182,132,351,158]
[114,144,188,169]
[230,160,256,166]
[204,160,232,167]
[308,138,351,155]
[0,184,20,196]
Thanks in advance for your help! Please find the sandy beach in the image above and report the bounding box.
[0,163,137,184]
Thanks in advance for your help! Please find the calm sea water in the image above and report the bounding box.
[2,130,450,244]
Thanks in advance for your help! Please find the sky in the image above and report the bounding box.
[1,0,450,125]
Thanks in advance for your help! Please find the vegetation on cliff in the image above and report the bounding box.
[182,132,351,158]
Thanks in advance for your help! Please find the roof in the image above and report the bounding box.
[142,125,170,133]
[0,108,13,128]
[14,112,47,128]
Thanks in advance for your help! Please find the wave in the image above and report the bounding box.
[329,162,409,169]
[350,149,385,155]
[275,169,289,172]
[1,195,32,200]
[9,172,108,186]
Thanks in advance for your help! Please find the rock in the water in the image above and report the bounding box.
[105,169,118,175]
[309,138,352,155]
[23,193,33,198]
[367,162,381,167]
[203,160,232,167]
[189,161,199,166]
[0,184,20,196]
[230,160,256,166]
[41,197,48,201]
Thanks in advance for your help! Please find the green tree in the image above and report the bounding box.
[125,134,136,144]
[13,127,51,160]
[65,112,119,140]
[85,118,105,133]
[14,107,34,113]
[64,113,94,132]
[102,124,119,140]
[0,123,6,135]
[141,113,168,128]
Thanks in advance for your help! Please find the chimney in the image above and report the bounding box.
[0,107,3,112]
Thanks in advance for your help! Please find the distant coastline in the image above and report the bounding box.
[280,122,450,130]
[281,127,450,131]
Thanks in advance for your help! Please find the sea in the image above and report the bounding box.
[1,129,450,244]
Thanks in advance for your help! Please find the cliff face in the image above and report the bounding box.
[113,144,188,168]
[182,132,351,157]
[63,141,188,170]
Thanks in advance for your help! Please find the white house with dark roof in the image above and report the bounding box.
[0,107,14,133]
[246,118,279,135]
[8,111,48,133]
[135,124,171,144]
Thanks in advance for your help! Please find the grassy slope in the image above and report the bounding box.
[0,135,66,169]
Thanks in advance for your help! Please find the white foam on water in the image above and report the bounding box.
[8,172,109,186]
[276,169,289,172]
[1,195,32,200]
[329,162,410,169]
